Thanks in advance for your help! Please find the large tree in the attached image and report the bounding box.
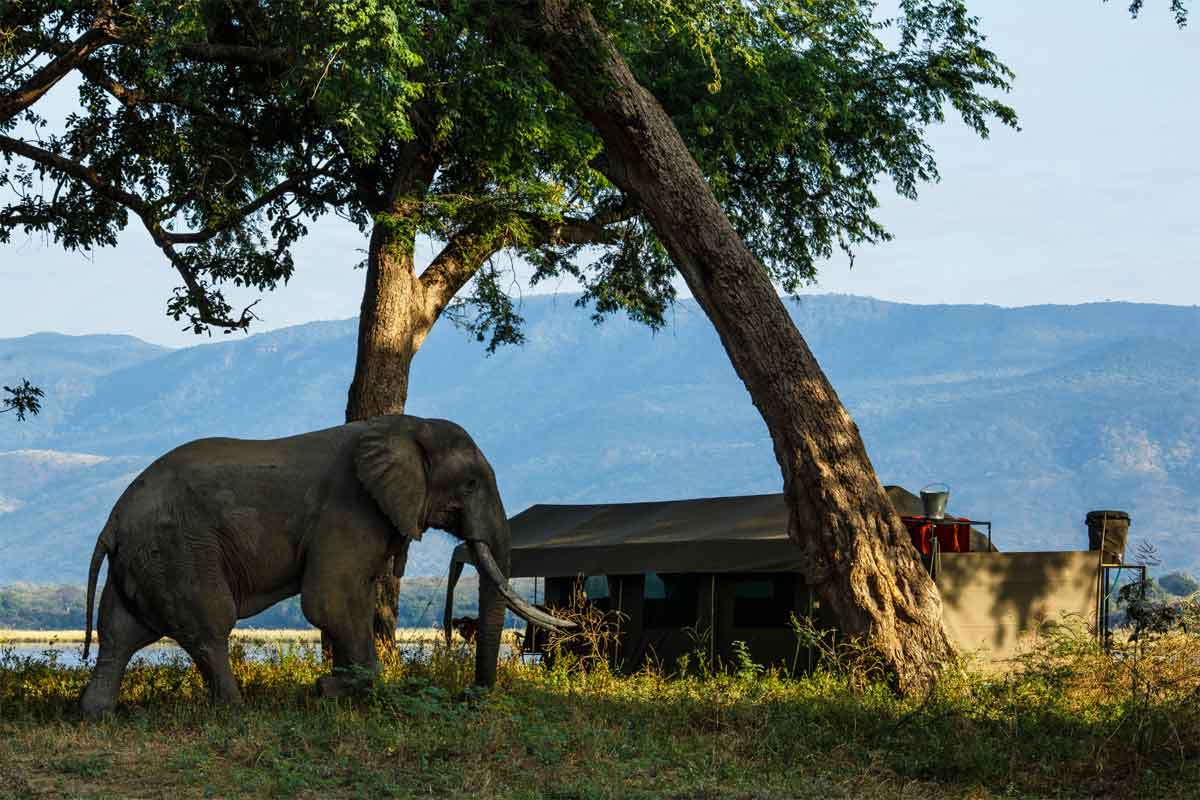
[2,0,620,639]
[3,0,1026,681]
[493,0,1191,689]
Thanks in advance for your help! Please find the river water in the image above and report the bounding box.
[0,636,524,669]
[0,641,328,669]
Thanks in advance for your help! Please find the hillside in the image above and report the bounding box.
[1,294,1196,583]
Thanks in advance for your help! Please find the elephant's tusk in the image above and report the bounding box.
[469,541,577,631]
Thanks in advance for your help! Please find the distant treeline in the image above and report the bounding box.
[0,577,539,630]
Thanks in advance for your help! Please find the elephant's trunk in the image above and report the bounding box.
[467,539,577,687]
[469,541,575,631]
[458,491,575,687]
[472,540,509,687]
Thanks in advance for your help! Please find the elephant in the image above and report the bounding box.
[78,414,570,717]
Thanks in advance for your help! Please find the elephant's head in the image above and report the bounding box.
[354,415,570,686]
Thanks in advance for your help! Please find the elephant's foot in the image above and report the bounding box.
[79,686,118,720]
[79,670,127,720]
[316,665,377,698]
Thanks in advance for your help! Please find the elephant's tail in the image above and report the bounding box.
[83,522,114,662]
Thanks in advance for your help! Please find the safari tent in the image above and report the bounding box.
[448,487,1111,672]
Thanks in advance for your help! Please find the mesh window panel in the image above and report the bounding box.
[644,572,700,628]
[732,574,796,628]
[584,575,610,600]
[583,575,612,612]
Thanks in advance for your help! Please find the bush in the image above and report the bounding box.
[1158,571,1200,597]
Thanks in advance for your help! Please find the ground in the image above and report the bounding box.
[2,626,1199,799]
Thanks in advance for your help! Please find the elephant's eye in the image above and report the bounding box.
[463,478,479,494]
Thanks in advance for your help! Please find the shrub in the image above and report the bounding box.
[1158,571,1200,598]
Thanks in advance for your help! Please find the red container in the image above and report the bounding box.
[902,515,971,555]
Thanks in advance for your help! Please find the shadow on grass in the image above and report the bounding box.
[3,630,1200,799]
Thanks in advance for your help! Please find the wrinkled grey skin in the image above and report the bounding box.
[79,414,569,717]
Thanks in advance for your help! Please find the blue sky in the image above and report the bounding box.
[1,1,1195,347]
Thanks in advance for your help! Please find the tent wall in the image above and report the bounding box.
[529,551,1103,673]
[542,572,826,674]
[544,576,574,609]
[713,574,808,671]
[935,551,1101,665]
[625,574,715,671]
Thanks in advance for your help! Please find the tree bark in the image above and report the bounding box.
[345,222,429,647]
[509,0,954,693]
[346,226,430,422]
[345,184,508,646]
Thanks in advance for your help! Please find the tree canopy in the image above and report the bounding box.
[1115,0,1189,26]
[1,0,1024,649]
[1158,571,1200,598]
[2,0,1018,348]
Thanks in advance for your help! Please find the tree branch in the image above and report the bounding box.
[523,198,640,246]
[162,167,333,244]
[0,133,150,212]
[418,224,498,312]
[1,10,293,125]
[417,201,635,312]
[72,58,143,107]
[586,195,639,228]
[387,137,441,213]
[107,37,293,67]
[0,209,55,229]
[332,128,388,212]
[0,133,294,331]
[0,17,118,124]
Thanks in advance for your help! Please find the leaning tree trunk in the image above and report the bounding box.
[509,0,955,692]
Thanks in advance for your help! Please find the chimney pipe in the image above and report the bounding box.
[1086,510,1130,565]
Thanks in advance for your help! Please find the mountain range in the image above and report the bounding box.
[1,294,1197,584]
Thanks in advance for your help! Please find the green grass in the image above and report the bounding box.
[2,628,1200,799]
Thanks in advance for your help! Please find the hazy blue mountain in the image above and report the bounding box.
[1,295,1196,584]
[0,333,167,446]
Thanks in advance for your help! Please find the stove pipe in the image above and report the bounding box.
[1086,510,1130,565]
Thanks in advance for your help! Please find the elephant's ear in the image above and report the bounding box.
[355,421,430,542]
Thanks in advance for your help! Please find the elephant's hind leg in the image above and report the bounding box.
[80,582,160,719]
[170,586,242,707]
[177,638,243,707]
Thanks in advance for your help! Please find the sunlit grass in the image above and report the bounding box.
[3,622,1200,798]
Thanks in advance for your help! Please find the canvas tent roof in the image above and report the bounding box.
[454,486,988,577]
[503,492,801,577]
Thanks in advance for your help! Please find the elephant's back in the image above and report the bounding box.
[161,421,365,462]
[146,422,364,482]
[110,425,362,544]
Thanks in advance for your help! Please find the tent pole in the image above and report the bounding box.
[808,585,815,674]
[615,577,623,671]
[710,575,716,673]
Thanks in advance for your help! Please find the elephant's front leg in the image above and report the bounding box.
[301,568,380,698]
